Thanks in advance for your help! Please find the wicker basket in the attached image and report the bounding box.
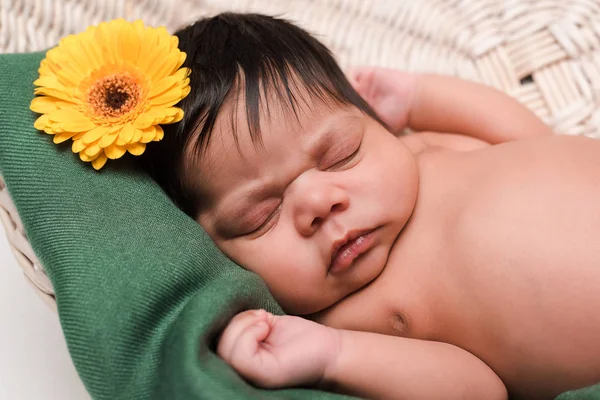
[0,175,56,310]
[2,0,600,308]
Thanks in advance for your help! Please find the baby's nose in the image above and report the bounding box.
[291,181,349,236]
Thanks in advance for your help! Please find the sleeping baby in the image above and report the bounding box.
[140,12,600,400]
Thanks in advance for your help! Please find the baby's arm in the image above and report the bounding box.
[217,310,507,400]
[351,67,553,143]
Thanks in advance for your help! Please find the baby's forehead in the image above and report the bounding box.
[183,73,367,207]
[186,101,361,207]
[197,89,355,162]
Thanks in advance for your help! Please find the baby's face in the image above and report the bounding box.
[189,91,419,314]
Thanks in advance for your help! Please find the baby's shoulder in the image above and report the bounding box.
[403,132,491,153]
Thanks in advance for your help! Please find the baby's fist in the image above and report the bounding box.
[217,309,339,389]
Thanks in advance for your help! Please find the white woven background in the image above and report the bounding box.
[2,0,600,136]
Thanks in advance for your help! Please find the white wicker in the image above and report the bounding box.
[1,0,600,307]
[0,175,56,310]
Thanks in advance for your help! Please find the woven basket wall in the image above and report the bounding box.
[1,0,600,307]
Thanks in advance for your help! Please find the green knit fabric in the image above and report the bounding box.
[0,51,352,400]
[1,51,599,400]
[556,386,600,400]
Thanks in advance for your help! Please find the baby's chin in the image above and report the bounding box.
[277,297,337,316]
[287,301,339,318]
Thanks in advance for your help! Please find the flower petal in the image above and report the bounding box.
[132,20,145,35]
[53,131,78,144]
[118,21,141,64]
[131,127,143,143]
[154,26,172,50]
[105,144,126,159]
[56,64,84,87]
[161,116,176,124]
[140,126,156,143]
[56,36,89,77]
[147,52,180,82]
[92,153,108,170]
[79,152,95,162]
[99,130,119,148]
[33,87,75,103]
[81,126,109,145]
[169,107,184,123]
[149,86,185,108]
[73,131,87,141]
[133,113,155,129]
[126,142,146,156]
[171,53,187,75]
[118,123,135,144]
[170,35,179,51]
[33,76,66,91]
[33,114,51,131]
[143,107,166,124]
[84,143,102,157]
[172,67,190,82]
[30,96,61,114]
[49,109,96,132]
[138,42,167,76]
[148,75,178,98]
[78,31,104,71]
[72,139,86,153]
[95,21,118,65]
[153,125,164,141]
[38,59,59,78]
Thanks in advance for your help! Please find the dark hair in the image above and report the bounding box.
[139,12,383,218]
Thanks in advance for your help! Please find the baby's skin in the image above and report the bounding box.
[195,67,600,400]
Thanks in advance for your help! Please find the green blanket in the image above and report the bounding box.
[0,51,598,400]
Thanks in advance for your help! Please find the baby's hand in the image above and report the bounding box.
[348,67,417,134]
[217,309,340,389]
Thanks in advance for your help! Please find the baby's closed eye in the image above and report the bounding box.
[322,140,362,171]
[242,204,281,237]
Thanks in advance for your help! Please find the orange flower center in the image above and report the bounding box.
[88,74,140,119]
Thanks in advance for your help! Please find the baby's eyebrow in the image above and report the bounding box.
[309,127,338,159]
[307,114,359,158]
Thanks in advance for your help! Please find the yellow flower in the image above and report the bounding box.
[30,19,191,170]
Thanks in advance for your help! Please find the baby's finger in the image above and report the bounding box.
[229,320,273,382]
[345,68,360,88]
[346,67,370,88]
[217,310,269,360]
[227,310,270,342]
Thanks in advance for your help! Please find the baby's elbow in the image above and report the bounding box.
[473,369,507,400]
[457,351,507,400]
[488,376,508,400]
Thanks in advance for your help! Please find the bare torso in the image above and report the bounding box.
[313,134,600,399]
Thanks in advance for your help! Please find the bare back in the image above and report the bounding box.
[314,135,600,399]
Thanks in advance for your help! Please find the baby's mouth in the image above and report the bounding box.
[329,229,376,274]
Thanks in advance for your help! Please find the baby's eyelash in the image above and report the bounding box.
[244,204,281,237]
[328,141,362,170]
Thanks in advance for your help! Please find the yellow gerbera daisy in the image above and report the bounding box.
[30,19,191,170]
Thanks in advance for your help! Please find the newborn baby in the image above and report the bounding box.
[140,12,600,400]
